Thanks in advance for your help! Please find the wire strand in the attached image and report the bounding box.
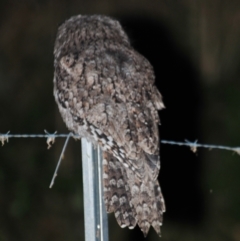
[49,132,73,188]
[1,130,240,155]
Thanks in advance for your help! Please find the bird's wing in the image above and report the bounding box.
[56,49,164,180]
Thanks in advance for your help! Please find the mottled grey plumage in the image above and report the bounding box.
[53,15,165,236]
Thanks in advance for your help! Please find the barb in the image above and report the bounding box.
[0,131,10,146]
[44,130,57,149]
[1,131,240,155]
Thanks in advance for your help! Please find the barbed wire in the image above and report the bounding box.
[1,130,240,155]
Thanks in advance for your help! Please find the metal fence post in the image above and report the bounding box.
[81,138,109,241]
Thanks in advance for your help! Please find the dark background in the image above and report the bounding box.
[1,1,240,241]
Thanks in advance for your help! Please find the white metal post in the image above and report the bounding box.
[81,138,109,241]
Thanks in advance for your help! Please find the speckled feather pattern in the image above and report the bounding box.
[53,15,165,236]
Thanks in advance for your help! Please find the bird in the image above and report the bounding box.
[53,14,165,237]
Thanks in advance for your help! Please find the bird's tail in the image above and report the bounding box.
[102,151,165,236]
